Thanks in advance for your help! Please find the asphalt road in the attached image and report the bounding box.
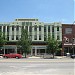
[0,58,75,75]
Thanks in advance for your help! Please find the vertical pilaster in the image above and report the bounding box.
[46,25,48,39]
[37,26,39,40]
[9,26,12,41]
[19,26,21,39]
[50,25,52,38]
[32,26,34,41]
[5,26,7,39]
[14,26,16,40]
[41,26,44,41]
[54,26,57,40]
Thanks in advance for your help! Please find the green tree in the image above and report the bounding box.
[46,35,59,58]
[17,29,31,58]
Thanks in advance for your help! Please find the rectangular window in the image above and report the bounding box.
[57,26,59,31]
[57,35,60,40]
[39,35,41,40]
[16,26,19,31]
[48,26,50,32]
[29,26,32,32]
[3,26,5,32]
[34,25,37,31]
[39,26,41,31]
[44,26,46,32]
[12,35,14,40]
[0,26,1,30]
[12,26,14,31]
[65,28,72,34]
[7,26,9,32]
[26,22,29,25]
[52,26,54,32]
[34,35,37,40]
[22,22,25,26]
[16,35,19,40]
[30,22,32,26]
[44,35,47,41]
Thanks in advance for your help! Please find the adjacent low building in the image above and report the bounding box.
[0,18,62,56]
[62,24,75,55]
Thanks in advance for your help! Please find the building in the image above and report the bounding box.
[62,24,75,55]
[0,18,62,56]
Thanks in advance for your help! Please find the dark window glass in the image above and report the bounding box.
[52,26,54,32]
[12,26,14,31]
[57,27,59,31]
[16,35,18,40]
[0,26,1,30]
[22,22,25,25]
[7,26,9,32]
[29,26,32,32]
[12,35,14,40]
[34,25,37,31]
[34,35,37,40]
[26,22,29,25]
[44,26,46,32]
[39,26,41,31]
[39,35,41,40]
[30,22,32,26]
[3,26,5,32]
[48,26,50,32]
[16,26,19,31]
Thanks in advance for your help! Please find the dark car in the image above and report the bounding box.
[3,53,22,59]
[71,54,75,59]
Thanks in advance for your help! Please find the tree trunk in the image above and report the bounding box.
[53,53,55,59]
[24,53,26,58]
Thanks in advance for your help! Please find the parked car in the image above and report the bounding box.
[3,53,22,59]
[70,54,75,59]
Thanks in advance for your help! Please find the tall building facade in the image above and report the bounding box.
[0,18,62,56]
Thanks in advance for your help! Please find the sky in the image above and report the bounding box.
[0,0,74,24]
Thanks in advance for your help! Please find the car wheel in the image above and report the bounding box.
[15,56,19,59]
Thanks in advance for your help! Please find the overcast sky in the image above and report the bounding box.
[0,0,74,24]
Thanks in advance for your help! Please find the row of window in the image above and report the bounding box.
[0,26,60,33]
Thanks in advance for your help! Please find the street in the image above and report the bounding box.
[0,58,75,75]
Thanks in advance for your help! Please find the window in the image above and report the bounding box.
[52,26,54,32]
[57,26,59,31]
[7,26,9,32]
[16,26,19,31]
[34,25,37,31]
[48,26,50,32]
[30,22,32,26]
[57,35,60,40]
[26,22,29,25]
[16,35,19,40]
[65,28,72,34]
[3,26,5,32]
[0,26,1,30]
[39,26,41,31]
[22,22,25,26]
[12,26,14,31]
[34,35,37,40]
[12,35,14,40]
[39,35,41,40]
[44,26,46,32]
[29,26,32,32]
